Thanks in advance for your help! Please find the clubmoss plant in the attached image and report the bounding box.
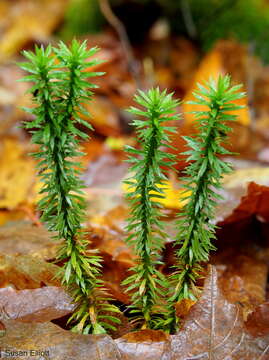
[19,39,120,334]
[166,75,245,332]
[122,88,179,329]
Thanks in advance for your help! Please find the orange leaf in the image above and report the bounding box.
[183,45,250,126]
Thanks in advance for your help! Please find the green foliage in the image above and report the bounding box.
[122,88,179,329]
[160,0,269,62]
[19,39,119,334]
[163,75,245,333]
[60,0,104,39]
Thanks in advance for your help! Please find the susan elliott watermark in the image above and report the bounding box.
[0,306,50,359]
[0,349,50,358]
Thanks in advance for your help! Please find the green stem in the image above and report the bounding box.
[139,116,158,327]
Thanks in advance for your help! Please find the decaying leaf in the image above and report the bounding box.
[1,266,268,359]
[0,286,74,322]
[170,266,269,360]
[215,173,269,224]
[0,320,121,360]
[245,302,269,337]
[220,182,269,225]
[0,222,58,260]
[115,330,171,360]
[0,254,60,289]
[217,255,268,320]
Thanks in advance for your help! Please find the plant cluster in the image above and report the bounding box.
[19,40,119,335]
[123,76,244,332]
[20,39,244,335]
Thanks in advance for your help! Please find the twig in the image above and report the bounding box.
[98,0,142,88]
[180,0,197,39]
[246,42,256,128]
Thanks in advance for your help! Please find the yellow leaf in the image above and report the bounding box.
[122,180,190,210]
[0,0,67,61]
[0,138,38,209]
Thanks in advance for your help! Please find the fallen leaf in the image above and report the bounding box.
[84,96,122,137]
[218,255,268,319]
[0,138,38,210]
[0,222,57,260]
[220,182,269,225]
[182,40,251,127]
[122,179,190,210]
[0,267,268,359]
[115,330,171,360]
[87,214,135,304]
[115,266,269,359]
[0,0,67,61]
[0,254,60,289]
[170,266,269,360]
[175,298,196,319]
[0,64,30,135]
[245,302,269,337]
[0,286,74,322]
[215,172,269,224]
[0,320,120,360]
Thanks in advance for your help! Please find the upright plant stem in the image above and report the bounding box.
[19,40,120,334]
[123,88,179,329]
[166,75,245,332]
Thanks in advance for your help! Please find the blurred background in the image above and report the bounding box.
[1,0,269,232]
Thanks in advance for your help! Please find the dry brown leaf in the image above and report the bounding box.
[1,267,268,359]
[0,64,30,135]
[0,320,120,360]
[0,254,60,289]
[0,222,57,260]
[245,302,269,337]
[215,173,269,224]
[218,255,268,319]
[116,330,171,360]
[0,286,74,322]
[117,266,269,359]
[220,182,269,225]
[84,96,122,137]
[175,298,196,319]
[87,213,135,304]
